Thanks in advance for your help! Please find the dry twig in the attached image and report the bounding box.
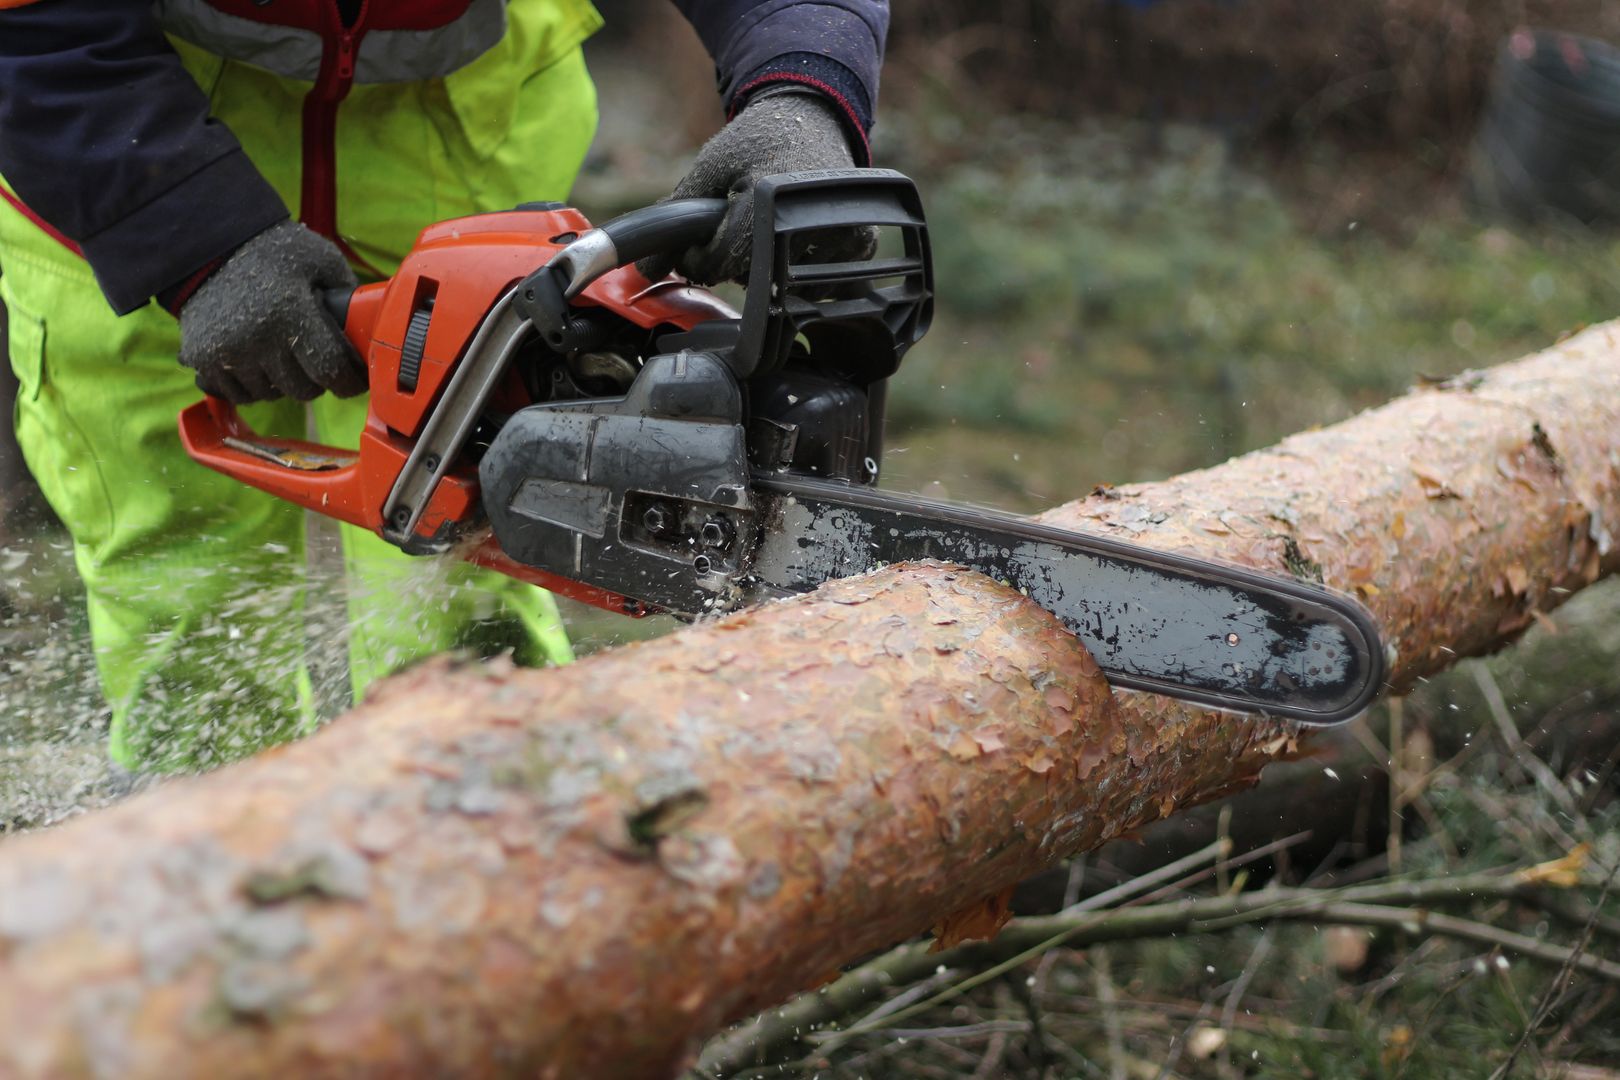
[692,839,1236,1077]
[744,867,1616,1076]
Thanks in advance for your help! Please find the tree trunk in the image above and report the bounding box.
[1,325,1617,1078]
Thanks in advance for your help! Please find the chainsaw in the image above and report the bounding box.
[178,169,1384,725]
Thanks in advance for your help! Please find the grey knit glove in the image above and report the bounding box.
[637,91,875,285]
[177,221,365,404]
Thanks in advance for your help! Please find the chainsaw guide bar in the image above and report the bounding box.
[748,476,1384,725]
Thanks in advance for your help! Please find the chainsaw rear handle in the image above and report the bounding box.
[322,285,352,331]
[182,275,386,530]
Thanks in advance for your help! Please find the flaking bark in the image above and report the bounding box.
[1,324,1618,1078]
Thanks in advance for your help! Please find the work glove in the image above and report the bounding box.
[176,221,366,404]
[637,90,875,286]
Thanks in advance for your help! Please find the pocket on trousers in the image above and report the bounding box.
[4,296,118,550]
[3,288,44,403]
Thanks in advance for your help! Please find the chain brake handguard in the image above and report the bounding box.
[733,168,934,383]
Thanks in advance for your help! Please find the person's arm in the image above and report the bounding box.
[641,0,889,285]
[0,0,288,314]
[671,0,888,164]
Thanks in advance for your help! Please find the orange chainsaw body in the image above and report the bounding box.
[177,206,735,614]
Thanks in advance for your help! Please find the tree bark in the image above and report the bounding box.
[1,325,1617,1078]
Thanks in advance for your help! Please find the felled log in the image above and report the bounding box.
[1,324,1617,1078]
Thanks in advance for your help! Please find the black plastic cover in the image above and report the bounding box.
[733,168,934,383]
[480,351,756,612]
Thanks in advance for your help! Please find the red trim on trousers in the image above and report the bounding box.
[0,184,84,256]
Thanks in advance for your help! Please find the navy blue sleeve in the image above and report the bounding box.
[0,0,288,314]
[672,0,888,164]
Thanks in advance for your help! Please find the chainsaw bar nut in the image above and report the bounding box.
[642,503,675,536]
[699,517,735,551]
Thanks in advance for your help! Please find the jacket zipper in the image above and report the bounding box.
[299,0,376,272]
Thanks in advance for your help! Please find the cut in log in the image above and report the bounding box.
[1,325,1618,1078]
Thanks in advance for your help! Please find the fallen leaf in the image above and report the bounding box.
[1516,844,1590,888]
[1382,1024,1415,1068]
[1392,512,1406,540]
[931,885,1016,950]
[1504,563,1531,596]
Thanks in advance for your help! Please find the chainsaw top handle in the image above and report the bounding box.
[511,197,727,354]
[550,197,729,302]
[516,168,935,385]
[307,197,729,356]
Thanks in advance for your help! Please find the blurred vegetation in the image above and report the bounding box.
[884,1,1620,158]
[870,113,1620,512]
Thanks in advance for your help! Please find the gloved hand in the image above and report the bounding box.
[637,90,875,285]
[176,221,366,404]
